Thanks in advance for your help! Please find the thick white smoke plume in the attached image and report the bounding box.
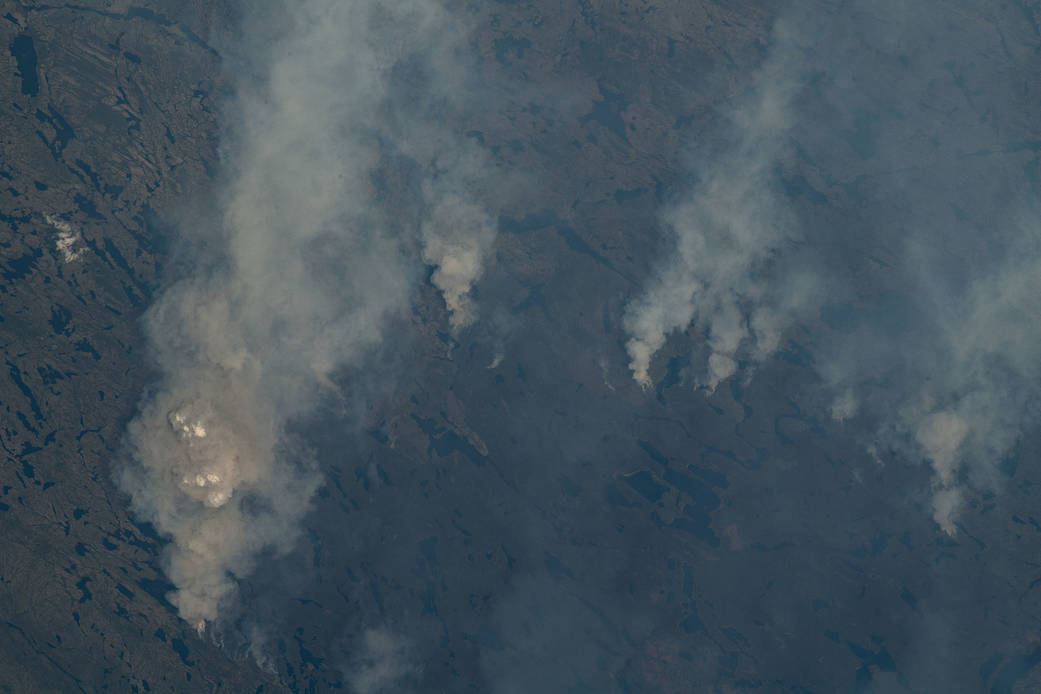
[622,20,804,391]
[121,0,495,630]
[625,0,1041,533]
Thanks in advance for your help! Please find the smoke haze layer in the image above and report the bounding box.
[624,0,1041,533]
[120,0,496,629]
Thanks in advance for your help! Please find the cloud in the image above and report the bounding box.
[623,0,1041,532]
[120,0,496,630]
[46,214,84,263]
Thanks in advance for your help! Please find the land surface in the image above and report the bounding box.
[3,1,1041,692]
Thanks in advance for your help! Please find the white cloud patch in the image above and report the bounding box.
[46,214,84,263]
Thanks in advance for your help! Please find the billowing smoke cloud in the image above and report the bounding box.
[121,0,495,630]
[625,0,1041,533]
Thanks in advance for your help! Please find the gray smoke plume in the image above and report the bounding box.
[421,180,497,331]
[622,19,807,391]
[624,0,1041,533]
[121,0,495,630]
[821,215,1041,533]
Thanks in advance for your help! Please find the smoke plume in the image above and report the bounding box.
[624,0,1041,533]
[121,0,495,630]
[622,19,805,391]
[421,155,498,331]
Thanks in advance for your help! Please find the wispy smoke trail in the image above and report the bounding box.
[345,629,418,694]
[624,0,1041,533]
[121,0,495,630]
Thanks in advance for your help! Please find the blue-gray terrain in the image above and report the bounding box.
[2,1,1041,693]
